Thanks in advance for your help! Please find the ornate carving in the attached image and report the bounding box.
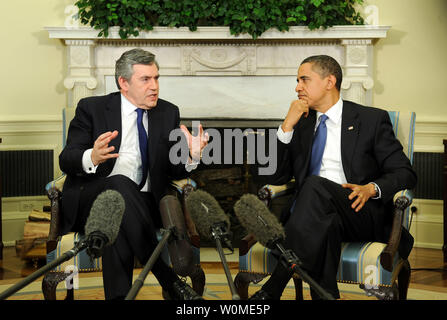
[181,45,256,75]
[348,47,366,65]
[64,40,97,107]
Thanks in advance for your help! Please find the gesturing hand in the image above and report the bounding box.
[180,124,209,161]
[341,183,376,213]
[91,130,119,166]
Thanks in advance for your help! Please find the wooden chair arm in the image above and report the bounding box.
[46,187,62,254]
[257,180,295,207]
[380,192,413,271]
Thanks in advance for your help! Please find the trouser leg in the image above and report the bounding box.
[261,176,383,299]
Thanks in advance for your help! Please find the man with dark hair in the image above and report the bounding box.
[59,48,206,300]
[249,55,417,300]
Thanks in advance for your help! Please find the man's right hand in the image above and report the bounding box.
[91,130,119,166]
[281,99,309,132]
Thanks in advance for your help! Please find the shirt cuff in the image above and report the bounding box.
[82,149,98,174]
[185,158,199,172]
[369,182,382,199]
[277,125,294,144]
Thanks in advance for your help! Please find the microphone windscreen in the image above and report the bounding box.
[185,190,230,241]
[159,195,194,276]
[233,194,285,249]
[85,189,125,245]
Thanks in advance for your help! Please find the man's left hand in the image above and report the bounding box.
[342,183,376,212]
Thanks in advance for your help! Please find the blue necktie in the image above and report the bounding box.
[308,114,329,176]
[136,108,148,189]
[290,114,329,214]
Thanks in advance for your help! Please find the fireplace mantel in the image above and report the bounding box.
[46,25,389,40]
[46,25,390,119]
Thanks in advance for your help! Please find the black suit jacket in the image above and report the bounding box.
[271,100,417,238]
[59,92,189,235]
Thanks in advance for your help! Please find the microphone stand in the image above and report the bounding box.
[125,227,175,300]
[275,242,335,300]
[211,224,240,300]
[0,239,88,300]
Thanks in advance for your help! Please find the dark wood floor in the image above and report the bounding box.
[1,246,447,288]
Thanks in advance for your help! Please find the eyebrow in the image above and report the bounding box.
[297,75,310,82]
[140,74,160,79]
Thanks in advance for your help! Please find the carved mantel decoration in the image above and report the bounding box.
[46,25,389,119]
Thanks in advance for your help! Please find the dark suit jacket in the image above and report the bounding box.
[271,100,417,241]
[59,92,189,236]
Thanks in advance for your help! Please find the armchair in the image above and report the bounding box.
[234,111,416,300]
[42,107,205,300]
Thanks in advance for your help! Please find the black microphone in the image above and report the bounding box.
[84,189,126,259]
[185,190,239,300]
[0,189,125,300]
[234,194,335,300]
[159,194,194,277]
[126,195,202,300]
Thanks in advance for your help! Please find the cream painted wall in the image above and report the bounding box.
[0,0,73,119]
[365,0,447,119]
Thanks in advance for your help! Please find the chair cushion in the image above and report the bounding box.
[239,241,403,286]
[336,242,400,287]
[46,233,102,272]
[239,242,278,275]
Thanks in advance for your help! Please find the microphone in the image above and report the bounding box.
[234,194,335,300]
[0,189,125,300]
[185,190,239,300]
[185,189,232,251]
[84,189,126,259]
[126,195,198,300]
[159,194,194,276]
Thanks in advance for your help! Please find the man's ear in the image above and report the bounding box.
[118,76,129,91]
[326,74,337,90]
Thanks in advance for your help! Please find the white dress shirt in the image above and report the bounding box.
[82,94,197,191]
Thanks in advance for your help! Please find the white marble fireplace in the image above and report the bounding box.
[46,25,389,121]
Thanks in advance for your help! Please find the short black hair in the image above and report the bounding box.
[301,55,343,91]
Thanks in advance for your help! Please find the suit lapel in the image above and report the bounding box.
[341,101,360,183]
[104,93,122,170]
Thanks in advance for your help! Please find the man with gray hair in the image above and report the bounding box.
[249,55,416,300]
[59,48,207,300]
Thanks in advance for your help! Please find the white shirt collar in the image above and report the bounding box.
[121,94,140,116]
[317,97,343,125]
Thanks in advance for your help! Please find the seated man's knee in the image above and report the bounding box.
[302,175,327,190]
[104,174,138,190]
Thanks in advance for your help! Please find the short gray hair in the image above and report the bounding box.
[301,55,343,91]
[115,48,159,89]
